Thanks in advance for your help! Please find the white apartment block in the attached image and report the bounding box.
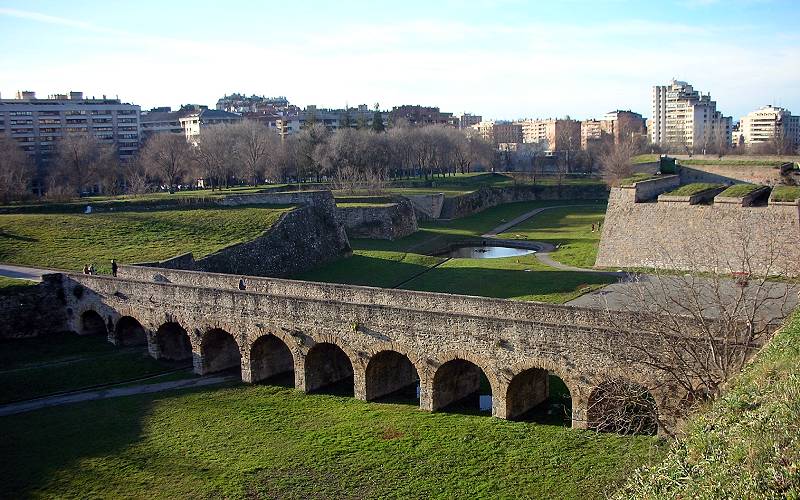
[0,90,141,164]
[738,105,800,149]
[179,108,242,140]
[651,80,731,151]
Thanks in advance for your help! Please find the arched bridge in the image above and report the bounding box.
[60,265,701,434]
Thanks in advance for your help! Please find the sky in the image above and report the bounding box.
[0,0,798,121]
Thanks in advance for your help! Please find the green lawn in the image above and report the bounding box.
[497,205,608,268]
[300,201,613,302]
[717,183,761,198]
[0,206,291,274]
[663,183,724,197]
[0,332,190,404]
[632,154,660,164]
[0,381,664,499]
[771,185,800,202]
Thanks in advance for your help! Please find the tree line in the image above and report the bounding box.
[0,120,499,201]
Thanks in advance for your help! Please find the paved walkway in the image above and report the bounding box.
[0,263,57,281]
[480,205,624,277]
[0,375,235,417]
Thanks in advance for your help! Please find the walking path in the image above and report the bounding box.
[0,374,235,417]
[0,263,57,281]
[481,205,624,276]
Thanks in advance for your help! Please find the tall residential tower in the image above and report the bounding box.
[651,80,731,152]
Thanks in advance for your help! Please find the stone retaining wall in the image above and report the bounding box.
[0,275,67,338]
[337,199,418,240]
[596,187,800,276]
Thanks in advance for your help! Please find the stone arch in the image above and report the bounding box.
[155,322,192,361]
[200,328,242,377]
[430,351,498,414]
[249,333,295,383]
[365,349,421,402]
[115,316,147,346]
[587,378,658,435]
[501,359,577,424]
[304,341,355,395]
[80,310,107,336]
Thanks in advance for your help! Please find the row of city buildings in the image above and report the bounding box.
[1,81,798,169]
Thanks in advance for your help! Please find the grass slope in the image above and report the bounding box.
[0,332,190,403]
[663,183,723,197]
[617,310,800,498]
[717,183,761,198]
[0,206,291,274]
[497,205,607,268]
[0,382,664,499]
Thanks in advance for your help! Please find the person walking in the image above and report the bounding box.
[88,263,96,275]
[83,264,90,275]
[111,259,118,277]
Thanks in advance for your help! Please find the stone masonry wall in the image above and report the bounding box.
[137,190,351,278]
[62,271,715,433]
[596,187,800,276]
[337,199,418,240]
[0,274,68,339]
[438,183,609,219]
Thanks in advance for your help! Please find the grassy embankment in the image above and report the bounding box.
[0,333,191,404]
[299,201,613,303]
[663,183,724,197]
[617,310,800,498]
[0,375,665,499]
[717,183,762,198]
[0,206,291,274]
[771,185,800,202]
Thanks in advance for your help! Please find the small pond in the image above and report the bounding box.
[442,245,535,259]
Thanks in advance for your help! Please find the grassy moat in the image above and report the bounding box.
[0,333,665,499]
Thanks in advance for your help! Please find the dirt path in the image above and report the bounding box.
[0,374,236,417]
[0,263,56,281]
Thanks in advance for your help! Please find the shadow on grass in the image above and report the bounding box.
[399,265,615,300]
[0,229,38,242]
[298,253,440,289]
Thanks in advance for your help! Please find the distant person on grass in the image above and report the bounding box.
[111,259,118,277]
[83,264,90,275]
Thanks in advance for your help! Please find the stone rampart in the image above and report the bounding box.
[0,275,67,338]
[438,183,609,219]
[404,193,445,220]
[596,187,800,276]
[61,270,720,433]
[337,199,418,240]
[135,190,351,278]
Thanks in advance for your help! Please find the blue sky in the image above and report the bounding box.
[1,0,798,120]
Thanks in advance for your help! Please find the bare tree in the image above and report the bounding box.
[599,138,637,186]
[230,120,280,186]
[122,159,150,196]
[0,136,34,202]
[592,227,795,434]
[587,379,659,435]
[139,133,191,193]
[50,134,116,196]
[192,126,239,190]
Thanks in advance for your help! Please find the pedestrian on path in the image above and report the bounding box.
[111,259,118,277]
[83,264,90,275]
[88,264,96,275]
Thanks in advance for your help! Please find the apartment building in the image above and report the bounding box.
[179,108,242,140]
[0,90,141,164]
[737,105,800,150]
[455,112,482,129]
[471,120,495,143]
[651,80,731,151]
[388,105,457,127]
[581,110,646,149]
[492,122,523,145]
[514,118,581,151]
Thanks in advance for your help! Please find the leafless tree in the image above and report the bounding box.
[229,120,280,186]
[122,159,150,196]
[587,379,659,435]
[592,227,794,434]
[599,138,637,186]
[139,133,192,193]
[192,126,239,190]
[0,136,34,202]
[50,134,116,196]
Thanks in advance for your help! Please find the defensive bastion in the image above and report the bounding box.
[596,176,800,277]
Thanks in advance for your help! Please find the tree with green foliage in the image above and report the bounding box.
[371,110,385,132]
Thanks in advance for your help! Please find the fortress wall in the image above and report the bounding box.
[0,275,67,338]
[337,199,418,240]
[438,184,609,219]
[596,188,800,276]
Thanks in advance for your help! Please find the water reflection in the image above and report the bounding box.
[443,246,535,259]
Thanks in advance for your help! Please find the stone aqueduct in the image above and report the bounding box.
[59,265,697,434]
